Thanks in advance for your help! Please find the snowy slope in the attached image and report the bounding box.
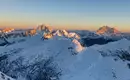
[60,38,130,80]
[90,38,130,56]
[0,34,130,80]
[0,39,5,44]
[64,56,130,80]
[0,34,84,79]
[60,39,130,80]
[0,71,15,80]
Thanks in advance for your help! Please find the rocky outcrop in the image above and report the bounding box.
[25,29,37,36]
[37,24,53,33]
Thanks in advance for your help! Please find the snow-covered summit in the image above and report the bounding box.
[52,30,80,39]
[37,24,53,33]
[0,28,14,33]
[53,30,69,36]
[96,26,120,36]
[36,25,81,40]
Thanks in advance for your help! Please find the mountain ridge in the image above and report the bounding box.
[96,26,120,35]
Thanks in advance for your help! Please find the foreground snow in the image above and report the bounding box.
[0,35,130,80]
[62,39,130,80]
[0,71,15,80]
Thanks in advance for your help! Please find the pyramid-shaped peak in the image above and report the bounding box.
[37,24,53,32]
[97,26,120,35]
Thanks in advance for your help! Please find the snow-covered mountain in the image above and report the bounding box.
[73,30,101,39]
[96,26,120,35]
[61,39,130,80]
[0,33,84,80]
[0,28,14,33]
[0,26,130,80]
[0,32,130,80]
[53,30,69,36]
[73,27,130,47]
[96,26,130,40]
[53,30,80,39]
[37,24,53,33]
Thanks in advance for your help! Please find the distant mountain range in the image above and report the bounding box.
[0,25,128,35]
[71,26,130,47]
[0,26,130,80]
[1,25,130,47]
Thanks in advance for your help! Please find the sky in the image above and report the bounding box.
[0,0,130,32]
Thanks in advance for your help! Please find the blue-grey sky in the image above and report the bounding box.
[0,0,130,31]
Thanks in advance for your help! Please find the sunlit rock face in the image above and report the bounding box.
[37,24,45,31]
[37,24,53,33]
[44,26,53,33]
[53,30,80,39]
[43,33,53,39]
[25,29,37,36]
[1,28,14,33]
[40,26,83,52]
[67,32,80,39]
[53,30,69,36]
[96,26,120,35]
